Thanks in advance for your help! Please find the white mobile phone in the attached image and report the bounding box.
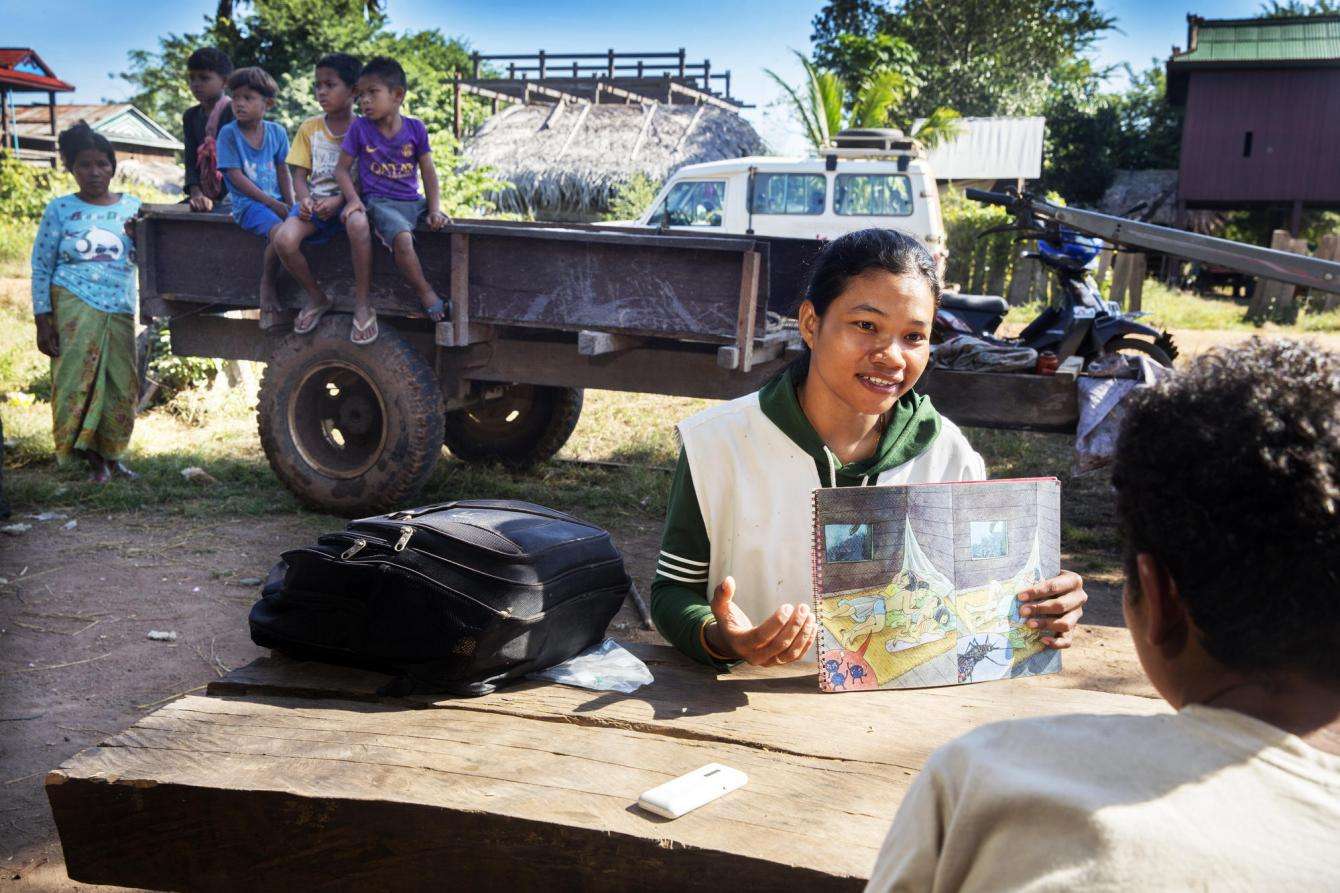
[637,763,748,819]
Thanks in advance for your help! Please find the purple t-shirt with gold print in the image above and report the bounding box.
[341,115,430,202]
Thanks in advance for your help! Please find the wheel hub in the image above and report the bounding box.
[287,362,389,479]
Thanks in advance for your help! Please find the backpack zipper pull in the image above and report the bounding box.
[340,538,367,560]
[394,526,414,552]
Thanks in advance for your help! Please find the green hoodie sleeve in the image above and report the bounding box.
[650,449,734,670]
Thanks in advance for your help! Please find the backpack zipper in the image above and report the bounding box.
[340,538,368,560]
[394,526,414,552]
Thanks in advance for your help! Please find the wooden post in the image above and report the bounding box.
[607,49,615,78]
[1318,234,1340,312]
[1110,252,1132,308]
[1247,229,1294,322]
[1006,255,1037,306]
[1096,248,1113,290]
[677,48,686,78]
[471,52,481,79]
[1277,236,1311,325]
[47,90,58,168]
[452,74,461,139]
[450,233,470,347]
[702,59,711,93]
[538,50,546,79]
[734,250,761,372]
[1126,253,1147,312]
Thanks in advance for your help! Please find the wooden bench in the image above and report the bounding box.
[46,644,1165,891]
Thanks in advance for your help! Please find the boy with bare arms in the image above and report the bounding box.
[334,56,450,345]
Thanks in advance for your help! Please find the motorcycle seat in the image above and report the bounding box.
[941,292,1009,315]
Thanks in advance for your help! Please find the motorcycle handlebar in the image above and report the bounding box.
[964,188,1015,208]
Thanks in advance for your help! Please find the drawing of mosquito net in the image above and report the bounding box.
[819,518,957,686]
[952,529,1048,683]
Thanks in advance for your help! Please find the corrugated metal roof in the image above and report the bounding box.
[13,103,183,151]
[1174,16,1340,64]
[913,116,1045,181]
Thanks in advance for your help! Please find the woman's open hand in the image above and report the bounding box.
[1017,570,1086,648]
[35,313,59,358]
[706,576,816,666]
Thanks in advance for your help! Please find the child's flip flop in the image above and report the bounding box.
[351,310,379,346]
[294,303,332,335]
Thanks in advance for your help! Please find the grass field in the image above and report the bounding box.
[1,274,1122,580]
[1004,277,1340,333]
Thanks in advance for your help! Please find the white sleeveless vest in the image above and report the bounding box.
[678,393,986,624]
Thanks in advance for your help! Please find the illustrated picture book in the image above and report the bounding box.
[811,478,1061,692]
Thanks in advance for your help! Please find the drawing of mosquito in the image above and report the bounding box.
[957,636,1009,683]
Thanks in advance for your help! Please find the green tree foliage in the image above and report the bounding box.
[120,0,485,137]
[1259,0,1340,15]
[601,173,661,222]
[812,0,1115,118]
[765,50,963,151]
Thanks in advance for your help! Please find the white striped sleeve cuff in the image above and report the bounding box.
[656,550,709,584]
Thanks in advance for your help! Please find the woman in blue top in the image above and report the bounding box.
[30,123,142,482]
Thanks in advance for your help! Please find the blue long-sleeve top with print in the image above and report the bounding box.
[30,193,142,316]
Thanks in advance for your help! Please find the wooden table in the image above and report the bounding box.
[47,644,1165,891]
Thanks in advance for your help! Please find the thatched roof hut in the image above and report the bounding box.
[462,102,765,220]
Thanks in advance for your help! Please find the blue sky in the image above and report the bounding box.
[6,0,1267,153]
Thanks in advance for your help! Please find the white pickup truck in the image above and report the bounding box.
[635,128,948,271]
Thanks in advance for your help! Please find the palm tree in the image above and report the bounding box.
[766,51,963,152]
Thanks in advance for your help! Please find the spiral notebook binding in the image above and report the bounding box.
[811,489,831,692]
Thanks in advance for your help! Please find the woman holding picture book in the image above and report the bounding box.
[650,228,1086,668]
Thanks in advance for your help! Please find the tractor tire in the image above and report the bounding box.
[257,316,445,516]
[1104,335,1176,368]
[443,384,582,469]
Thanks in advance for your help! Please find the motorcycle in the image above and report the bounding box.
[935,189,1178,367]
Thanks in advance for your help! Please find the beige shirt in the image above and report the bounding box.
[866,704,1340,892]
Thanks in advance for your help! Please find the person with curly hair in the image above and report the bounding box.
[866,338,1340,891]
[29,123,141,482]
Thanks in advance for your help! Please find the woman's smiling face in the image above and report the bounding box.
[798,267,935,417]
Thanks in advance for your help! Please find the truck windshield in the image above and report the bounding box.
[751,173,826,215]
[834,174,913,216]
[653,181,725,227]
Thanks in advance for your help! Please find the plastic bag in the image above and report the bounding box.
[527,638,654,693]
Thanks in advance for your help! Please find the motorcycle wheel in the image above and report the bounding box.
[1103,336,1174,367]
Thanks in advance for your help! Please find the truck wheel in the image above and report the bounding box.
[257,317,445,515]
[443,384,582,468]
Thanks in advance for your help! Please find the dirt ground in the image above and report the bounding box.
[0,502,1144,891]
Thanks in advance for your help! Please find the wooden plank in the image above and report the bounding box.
[1006,255,1038,306]
[629,102,657,162]
[577,330,645,356]
[717,332,790,370]
[47,695,874,892]
[49,645,1165,890]
[1109,251,1131,308]
[450,232,470,346]
[1126,253,1147,312]
[735,250,761,372]
[170,313,437,363]
[1319,234,1340,311]
[917,366,1077,433]
[455,336,791,401]
[1247,229,1293,322]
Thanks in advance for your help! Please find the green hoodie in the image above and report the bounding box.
[650,367,941,667]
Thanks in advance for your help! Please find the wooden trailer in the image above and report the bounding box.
[136,205,1078,514]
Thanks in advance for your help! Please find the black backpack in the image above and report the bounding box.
[249,500,631,696]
